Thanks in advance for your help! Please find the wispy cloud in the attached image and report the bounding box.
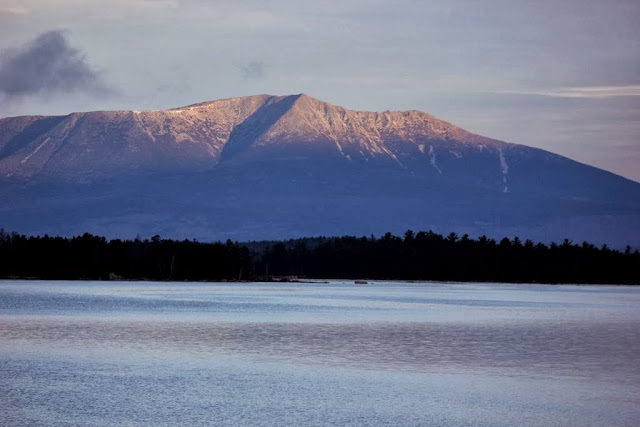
[238,61,266,80]
[502,85,640,99]
[0,6,29,15]
[0,30,114,100]
[128,0,178,10]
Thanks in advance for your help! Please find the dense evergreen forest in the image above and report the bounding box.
[0,231,251,281]
[0,229,638,284]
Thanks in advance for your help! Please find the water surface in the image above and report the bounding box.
[1,280,639,426]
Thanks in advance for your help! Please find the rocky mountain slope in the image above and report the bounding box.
[1,94,639,246]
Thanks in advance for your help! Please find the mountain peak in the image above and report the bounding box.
[1,93,639,246]
[0,93,506,179]
[222,93,503,165]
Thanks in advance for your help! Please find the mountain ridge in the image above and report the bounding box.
[0,93,511,181]
[1,94,639,246]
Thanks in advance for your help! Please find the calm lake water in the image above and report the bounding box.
[1,280,639,426]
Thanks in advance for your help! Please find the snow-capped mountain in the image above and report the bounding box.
[1,94,639,246]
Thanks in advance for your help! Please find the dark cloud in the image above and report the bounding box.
[0,30,112,99]
[239,61,266,80]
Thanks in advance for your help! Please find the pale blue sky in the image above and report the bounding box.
[1,0,638,181]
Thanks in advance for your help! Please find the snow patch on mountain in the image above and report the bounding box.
[20,137,51,165]
[498,147,509,193]
[429,145,442,175]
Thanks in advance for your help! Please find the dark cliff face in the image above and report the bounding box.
[1,94,639,246]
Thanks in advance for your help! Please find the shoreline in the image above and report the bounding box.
[1,276,637,286]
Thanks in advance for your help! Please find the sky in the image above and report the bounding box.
[0,0,638,182]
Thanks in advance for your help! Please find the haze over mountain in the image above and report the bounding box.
[1,94,639,246]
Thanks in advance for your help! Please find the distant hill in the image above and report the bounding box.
[1,94,639,246]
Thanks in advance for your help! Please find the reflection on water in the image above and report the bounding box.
[3,318,639,380]
[1,280,639,426]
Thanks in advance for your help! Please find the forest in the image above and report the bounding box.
[0,229,638,284]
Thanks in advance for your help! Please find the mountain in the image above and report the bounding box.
[1,94,639,246]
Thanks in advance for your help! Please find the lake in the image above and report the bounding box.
[1,280,639,426]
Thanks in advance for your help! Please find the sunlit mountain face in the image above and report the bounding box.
[1,94,639,246]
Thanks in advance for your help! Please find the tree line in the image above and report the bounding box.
[257,231,639,284]
[0,231,251,281]
[0,229,638,284]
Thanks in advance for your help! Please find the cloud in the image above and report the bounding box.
[499,85,640,99]
[238,61,266,80]
[0,30,113,99]
[0,6,29,15]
